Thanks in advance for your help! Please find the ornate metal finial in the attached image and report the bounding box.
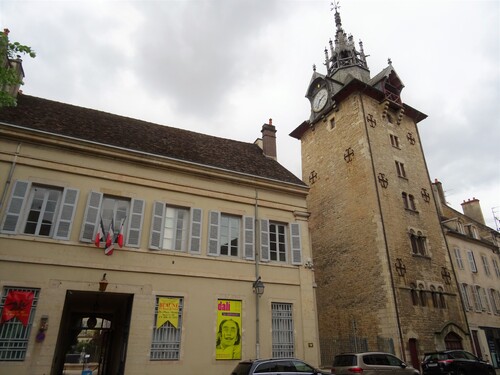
[388,58,392,65]
[313,64,316,72]
[331,0,340,12]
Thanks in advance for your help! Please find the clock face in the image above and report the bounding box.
[312,88,328,112]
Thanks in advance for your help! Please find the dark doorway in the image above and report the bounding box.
[51,291,133,375]
[408,338,420,371]
[444,332,463,350]
[471,330,482,358]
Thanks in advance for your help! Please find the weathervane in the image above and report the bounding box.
[331,1,340,12]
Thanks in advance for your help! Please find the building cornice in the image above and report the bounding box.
[0,123,309,197]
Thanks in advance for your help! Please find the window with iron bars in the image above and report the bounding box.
[272,302,294,358]
[150,297,183,360]
[0,287,40,361]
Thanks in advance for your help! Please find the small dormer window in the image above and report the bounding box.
[457,220,465,234]
[465,224,479,239]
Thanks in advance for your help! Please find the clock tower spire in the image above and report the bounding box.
[325,1,369,83]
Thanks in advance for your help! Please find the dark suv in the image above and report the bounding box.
[231,358,328,375]
[421,350,495,375]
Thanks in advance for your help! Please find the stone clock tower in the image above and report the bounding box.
[291,5,470,369]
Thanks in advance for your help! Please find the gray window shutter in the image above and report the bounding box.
[1,180,30,234]
[126,199,144,248]
[260,219,270,262]
[208,210,220,256]
[189,208,202,254]
[149,201,165,250]
[290,223,302,265]
[54,188,80,240]
[243,216,255,260]
[79,191,103,242]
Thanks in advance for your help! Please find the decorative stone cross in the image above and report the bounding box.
[344,147,354,163]
[441,267,451,285]
[366,114,377,128]
[309,170,318,184]
[395,258,406,277]
[378,173,389,188]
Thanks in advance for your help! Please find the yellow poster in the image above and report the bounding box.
[216,299,242,360]
[156,297,179,329]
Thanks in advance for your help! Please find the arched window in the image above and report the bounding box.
[419,283,427,306]
[430,285,438,308]
[416,231,426,255]
[410,283,419,306]
[409,229,427,256]
[438,287,446,309]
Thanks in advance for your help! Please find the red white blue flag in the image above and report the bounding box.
[105,220,115,256]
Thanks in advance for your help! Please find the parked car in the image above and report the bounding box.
[421,350,495,375]
[230,358,329,375]
[331,352,420,374]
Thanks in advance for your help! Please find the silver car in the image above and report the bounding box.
[332,352,420,374]
[231,358,329,375]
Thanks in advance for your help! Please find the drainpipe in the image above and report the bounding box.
[254,189,261,358]
[0,143,21,212]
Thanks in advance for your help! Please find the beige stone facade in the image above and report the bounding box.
[434,182,500,369]
[297,89,470,368]
[0,108,320,374]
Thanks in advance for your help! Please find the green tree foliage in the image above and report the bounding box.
[1,29,36,107]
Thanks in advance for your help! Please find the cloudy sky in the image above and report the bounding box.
[1,0,499,228]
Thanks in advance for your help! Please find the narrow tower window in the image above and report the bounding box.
[395,161,406,178]
[390,134,400,148]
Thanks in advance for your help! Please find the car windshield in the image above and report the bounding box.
[231,362,253,375]
[292,360,315,372]
[424,353,449,362]
[333,355,357,366]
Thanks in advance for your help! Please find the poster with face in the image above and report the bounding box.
[216,299,242,360]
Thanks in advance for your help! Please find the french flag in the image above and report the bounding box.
[116,218,125,248]
[94,219,105,248]
[105,220,115,256]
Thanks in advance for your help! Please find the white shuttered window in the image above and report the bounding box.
[0,180,79,240]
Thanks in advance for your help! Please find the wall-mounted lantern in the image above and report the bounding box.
[253,276,265,297]
[99,273,108,292]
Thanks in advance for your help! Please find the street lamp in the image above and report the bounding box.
[253,276,265,296]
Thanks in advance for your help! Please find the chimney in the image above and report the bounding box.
[261,118,277,160]
[432,179,446,204]
[461,198,485,225]
[431,179,445,216]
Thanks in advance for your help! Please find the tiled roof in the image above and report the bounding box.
[0,94,305,186]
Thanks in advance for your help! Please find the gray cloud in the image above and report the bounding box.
[2,0,499,228]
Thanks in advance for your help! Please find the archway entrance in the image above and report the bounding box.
[51,291,133,375]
